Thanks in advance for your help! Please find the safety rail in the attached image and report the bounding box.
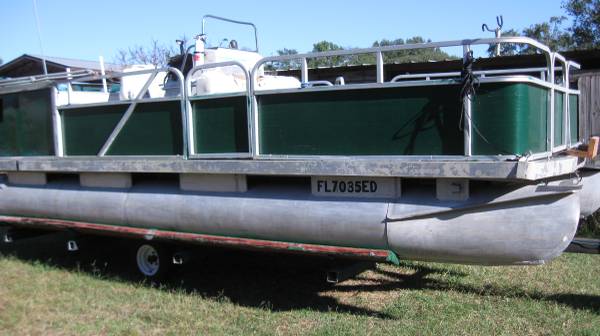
[252,37,554,84]
[185,61,252,158]
[250,36,580,159]
[391,67,551,81]
[50,67,186,157]
[0,36,583,162]
[0,69,96,88]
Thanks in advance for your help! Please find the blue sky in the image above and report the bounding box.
[1,0,568,64]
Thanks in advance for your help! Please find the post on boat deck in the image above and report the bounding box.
[66,67,73,105]
[301,58,308,84]
[99,56,108,93]
[376,51,384,84]
[463,45,473,157]
[50,86,64,157]
[548,53,555,153]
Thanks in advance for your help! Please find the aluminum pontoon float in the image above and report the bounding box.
[1,15,599,278]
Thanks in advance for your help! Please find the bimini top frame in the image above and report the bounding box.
[202,14,259,53]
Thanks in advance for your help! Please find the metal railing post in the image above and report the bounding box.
[66,67,73,105]
[548,53,555,153]
[463,45,472,157]
[50,86,64,157]
[563,61,569,147]
[301,58,308,84]
[376,51,384,84]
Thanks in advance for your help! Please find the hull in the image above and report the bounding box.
[388,192,578,265]
[579,170,600,217]
[0,177,579,265]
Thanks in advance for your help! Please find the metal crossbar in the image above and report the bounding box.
[0,69,95,87]
[97,67,186,157]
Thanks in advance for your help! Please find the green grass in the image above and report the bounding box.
[0,233,599,336]
[578,212,600,239]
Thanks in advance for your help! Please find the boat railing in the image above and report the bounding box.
[551,54,582,152]
[0,69,96,88]
[0,37,583,162]
[252,36,556,84]
[250,36,581,158]
[390,67,550,81]
[185,61,252,158]
[51,67,187,157]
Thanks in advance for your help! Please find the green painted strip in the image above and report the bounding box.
[287,245,306,252]
[386,250,401,265]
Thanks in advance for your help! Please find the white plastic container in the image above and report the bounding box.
[119,65,167,100]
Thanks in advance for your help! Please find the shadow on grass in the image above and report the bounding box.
[353,268,599,314]
[0,227,598,318]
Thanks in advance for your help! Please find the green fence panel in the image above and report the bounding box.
[472,83,548,155]
[569,94,579,144]
[62,101,183,156]
[191,96,249,154]
[0,89,54,156]
[257,86,463,155]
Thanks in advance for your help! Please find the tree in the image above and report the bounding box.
[487,17,573,56]
[309,41,345,68]
[487,0,600,56]
[486,29,520,56]
[372,37,454,63]
[274,48,300,70]
[115,39,178,67]
[564,0,600,49]
[520,16,573,53]
[303,37,454,69]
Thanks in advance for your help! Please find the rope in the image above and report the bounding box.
[459,51,519,157]
[460,50,478,102]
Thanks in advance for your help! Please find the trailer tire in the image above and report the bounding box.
[135,243,171,281]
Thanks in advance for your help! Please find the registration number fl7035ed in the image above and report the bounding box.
[311,176,401,198]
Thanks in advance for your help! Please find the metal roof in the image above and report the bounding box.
[0,54,122,78]
[27,54,122,72]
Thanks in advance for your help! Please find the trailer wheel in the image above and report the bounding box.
[135,243,170,280]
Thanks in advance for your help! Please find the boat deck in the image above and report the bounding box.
[0,155,580,181]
